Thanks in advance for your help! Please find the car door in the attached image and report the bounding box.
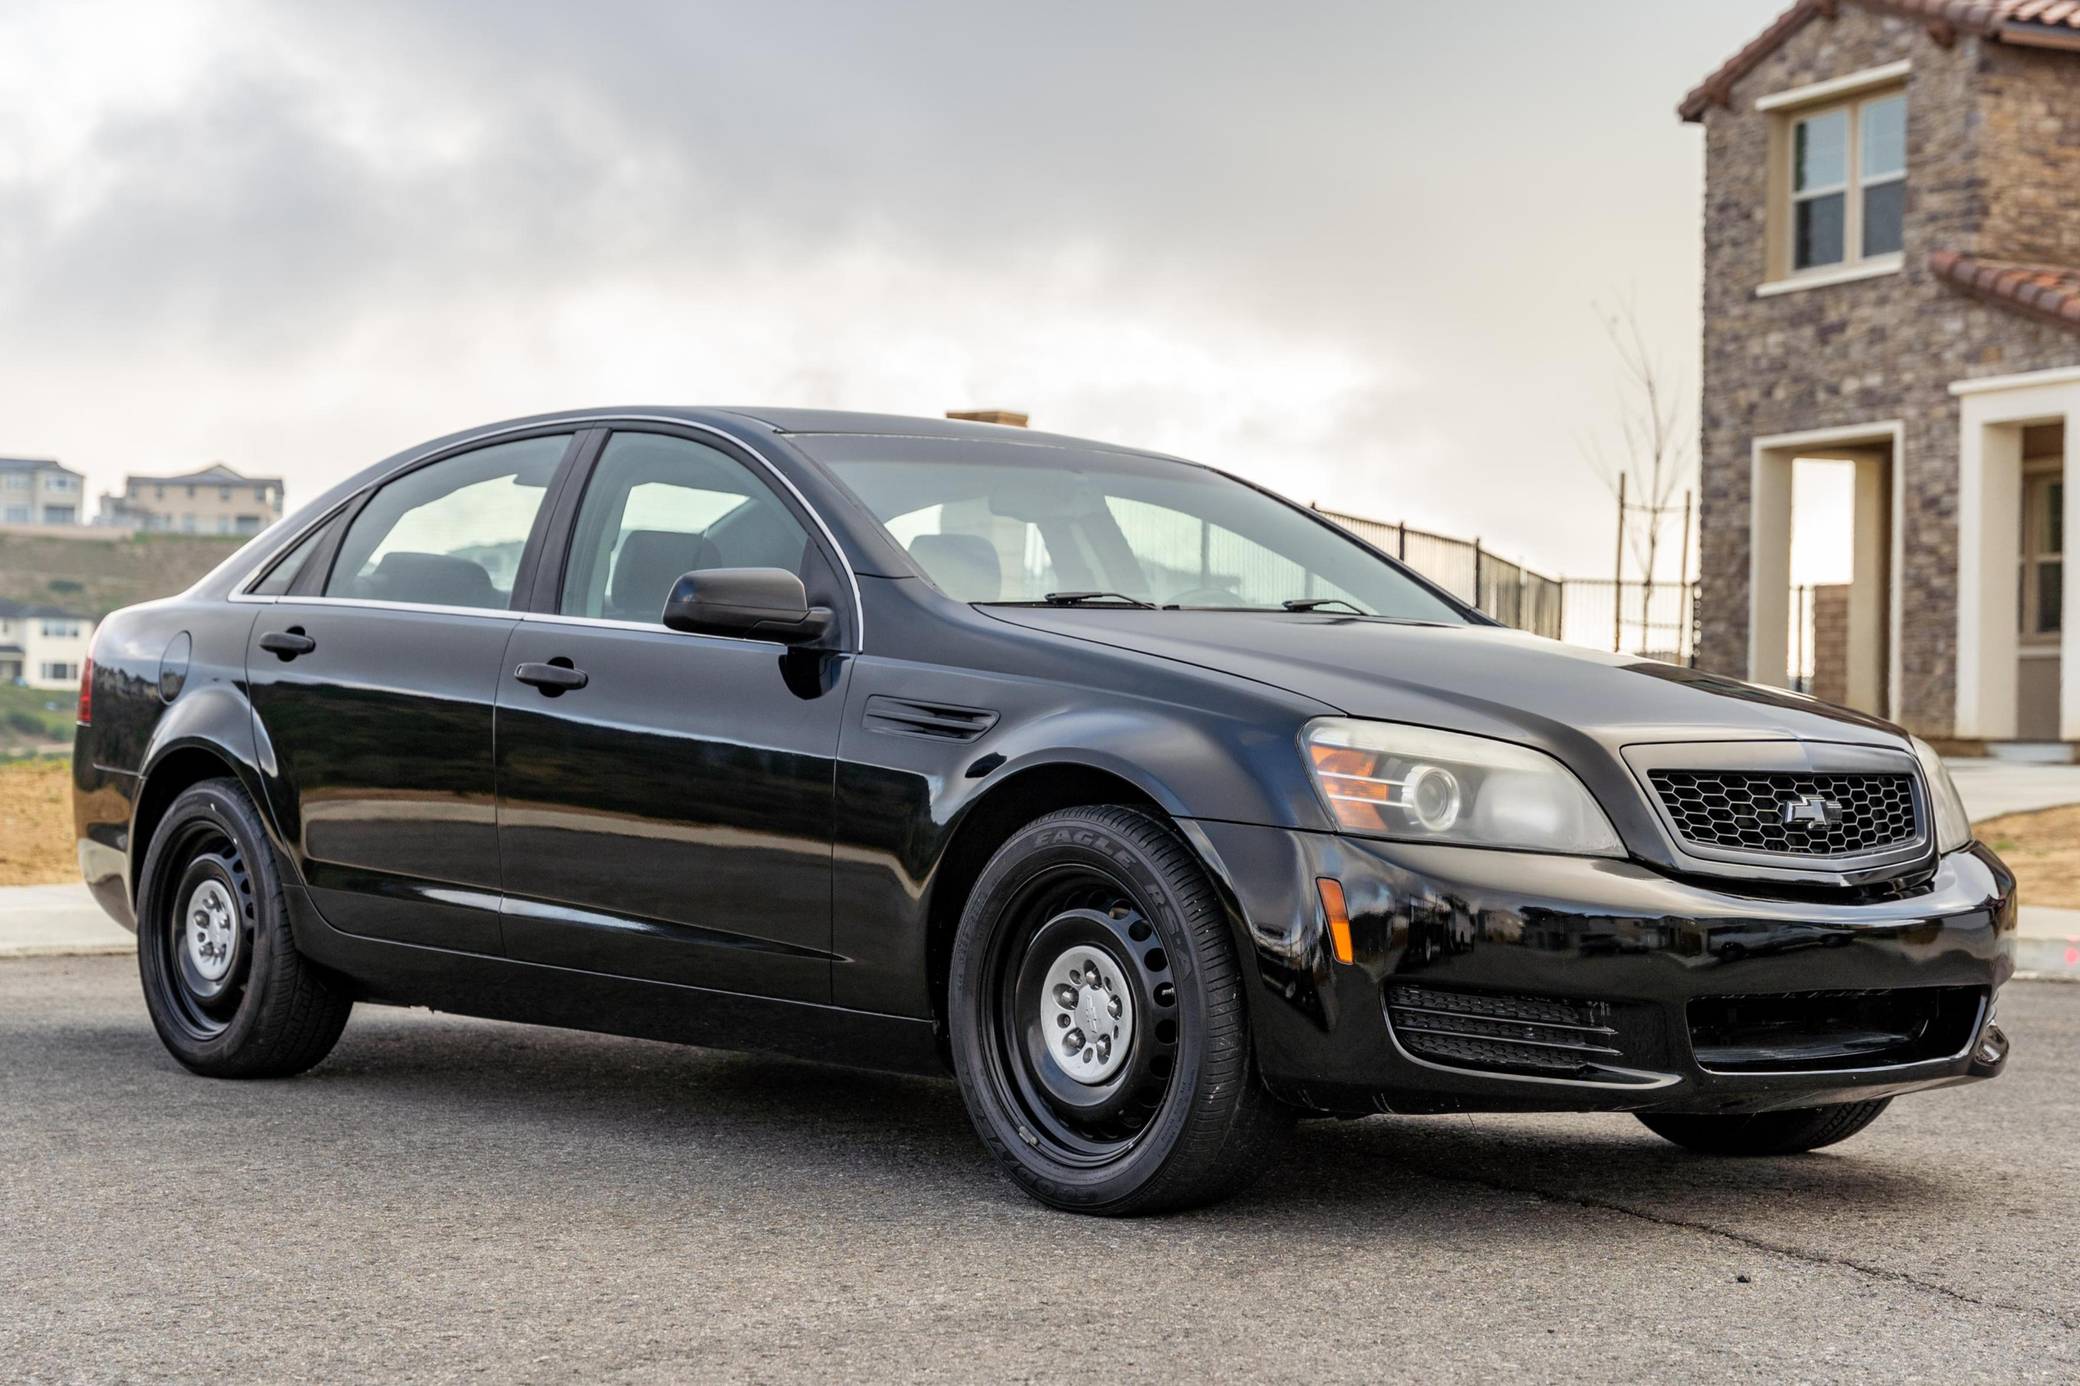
[494,428,850,1003]
[247,430,581,953]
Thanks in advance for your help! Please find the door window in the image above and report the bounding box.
[325,435,569,609]
[560,433,811,623]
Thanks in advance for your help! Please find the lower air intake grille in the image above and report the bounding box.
[1386,984,1636,1081]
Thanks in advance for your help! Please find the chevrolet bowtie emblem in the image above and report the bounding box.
[1781,795,1845,831]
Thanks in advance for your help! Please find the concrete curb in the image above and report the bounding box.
[0,941,134,959]
[2015,905,2080,981]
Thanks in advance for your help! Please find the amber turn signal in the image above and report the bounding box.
[1317,877,1353,965]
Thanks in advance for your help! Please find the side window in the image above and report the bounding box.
[248,521,329,596]
[560,433,811,623]
[325,436,569,610]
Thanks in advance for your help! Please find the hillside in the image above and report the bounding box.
[0,529,247,621]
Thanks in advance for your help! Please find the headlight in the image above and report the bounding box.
[1301,719,1623,856]
[1910,735,1973,854]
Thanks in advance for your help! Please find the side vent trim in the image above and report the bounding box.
[863,695,1000,742]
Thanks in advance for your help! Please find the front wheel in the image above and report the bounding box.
[135,778,352,1078]
[1637,1099,1891,1156]
[948,805,1289,1215]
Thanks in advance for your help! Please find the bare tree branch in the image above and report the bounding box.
[1577,293,1694,586]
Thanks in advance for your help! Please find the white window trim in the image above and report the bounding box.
[1756,253,1904,297]
[1755,59,1912,112]
[1758,72,1908,294]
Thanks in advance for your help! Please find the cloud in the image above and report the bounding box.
[0,0,1789,575]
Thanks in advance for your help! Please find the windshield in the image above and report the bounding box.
[811,439,1466,621]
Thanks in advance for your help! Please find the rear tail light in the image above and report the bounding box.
[77,651,95,726]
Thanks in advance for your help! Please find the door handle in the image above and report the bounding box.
[514,660,588,694]
[259,629,316,659]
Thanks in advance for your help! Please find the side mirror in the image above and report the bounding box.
[661,568,833,645]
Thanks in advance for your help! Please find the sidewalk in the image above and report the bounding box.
[1946,757,2080,820]
[0,883,133,959]
[4,881,2077,978]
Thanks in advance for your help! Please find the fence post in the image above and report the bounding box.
[1612,474,1627,652]
[1397,524,1406,561]
[1473,539,1484,613]
[1794,584,1807,691]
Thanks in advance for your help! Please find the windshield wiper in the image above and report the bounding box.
[1280,597,1368,614]
[1040,591,1156,608]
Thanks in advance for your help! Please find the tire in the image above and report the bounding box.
[135,778,352,1078]
[1637,1098,1892,1156]
[947,805,1290,1215]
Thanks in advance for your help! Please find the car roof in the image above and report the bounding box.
[711,407,1164,456]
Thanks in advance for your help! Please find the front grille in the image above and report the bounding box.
[1648,770,1919,858]
[1386,984,1646,1082]
[1688,988,1984,1073]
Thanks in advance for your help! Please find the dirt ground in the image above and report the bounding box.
[0,758,72,887]
[2,753,2073,907]
[1974,804,2080,910]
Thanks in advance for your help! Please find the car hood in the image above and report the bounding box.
[978,608,1909,755]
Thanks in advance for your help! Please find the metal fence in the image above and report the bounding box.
[1316,505,1700,663]
[1559,579,1700,664]
[1315,507,1566,639]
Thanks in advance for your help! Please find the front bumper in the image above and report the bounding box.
[1182,820,2015,1116]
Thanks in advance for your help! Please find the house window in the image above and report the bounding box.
[2,474,26,490]
[1789,91,1905,273]
[40,620,81,639]
[46,474,79,492]
[3,506,27,524]
[40,662,78,682]
[2022,469,2064,642]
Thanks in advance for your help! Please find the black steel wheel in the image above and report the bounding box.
[949,805,1289,1214]
[136,778,351,1077]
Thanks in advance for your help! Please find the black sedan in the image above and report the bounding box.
[73,408,2014,1214]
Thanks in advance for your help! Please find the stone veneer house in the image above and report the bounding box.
[1682,0,2080,745]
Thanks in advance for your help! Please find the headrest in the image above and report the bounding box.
[908,533,1001,602]
[610,529,721,622]
[368,551,499,609]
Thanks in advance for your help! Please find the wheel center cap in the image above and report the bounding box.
[1042,943,1135,1085]
[184,881,237,984]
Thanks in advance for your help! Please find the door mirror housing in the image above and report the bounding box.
[661,568,832,645]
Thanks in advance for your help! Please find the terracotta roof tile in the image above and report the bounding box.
[1680,1,2080,122]
[1929,250,2080,330]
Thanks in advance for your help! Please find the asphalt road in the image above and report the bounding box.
[5,957,2076,1384]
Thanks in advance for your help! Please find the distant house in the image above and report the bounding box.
[1681,0,2080,745]
[0,457,88,526]
[99,463,285,536]
[0,599,93,690]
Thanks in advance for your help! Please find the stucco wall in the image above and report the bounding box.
[1694,6,2080,736]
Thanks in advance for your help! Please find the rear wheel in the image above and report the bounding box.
[948,805,1289,1215]
[136,778,352,1077]
[1637,1099,1891,1156]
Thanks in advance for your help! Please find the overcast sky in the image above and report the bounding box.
[0,0,1795,580]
